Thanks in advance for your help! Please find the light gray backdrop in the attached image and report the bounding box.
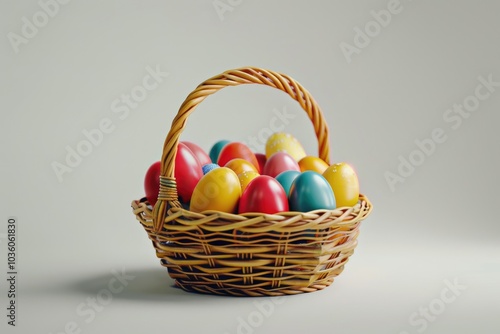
[1,1,499,334]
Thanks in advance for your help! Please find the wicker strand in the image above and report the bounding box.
[158,176,180,202]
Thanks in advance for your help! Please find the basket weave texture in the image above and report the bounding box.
[132,67,373,296]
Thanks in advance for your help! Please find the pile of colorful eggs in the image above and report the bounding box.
[144,132,360,214]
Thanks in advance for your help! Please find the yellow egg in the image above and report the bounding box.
[265,132,306,161]
[298,156,329,174]
[322,162,360,207]
[237,170,260,192]
[225,158,258,176]
[190,167,241,213]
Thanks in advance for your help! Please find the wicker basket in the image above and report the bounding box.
[131,67,373,297]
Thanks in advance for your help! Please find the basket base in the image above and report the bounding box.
[163,258,347,297]
[132,195,373,297]
[173,276,336,297]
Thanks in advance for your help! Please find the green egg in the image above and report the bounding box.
[209,140,230,163]
[289,171,336,212]
[275,170,301,197]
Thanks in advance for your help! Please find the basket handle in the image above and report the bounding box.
[153,67,330,231]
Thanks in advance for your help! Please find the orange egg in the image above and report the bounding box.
[298,156,329,174]
[224,158,258,175]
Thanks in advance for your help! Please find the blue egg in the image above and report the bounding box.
[289,171,336,212]
[202,163,219,175]
[209,140,230,163]
[275,170,301,197]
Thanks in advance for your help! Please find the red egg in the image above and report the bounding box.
[175,142,203,203]
[255,153,267,173]
[238,175,289,214]
[144,161,161,206]
[217,142,260,173]
[263,152,301,178]
[181,141,211,166]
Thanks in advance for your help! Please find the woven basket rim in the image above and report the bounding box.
[132,193,372,233]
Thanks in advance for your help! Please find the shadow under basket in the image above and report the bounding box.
[131,67,373,297]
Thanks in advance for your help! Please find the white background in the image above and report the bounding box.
[1,1,499,333]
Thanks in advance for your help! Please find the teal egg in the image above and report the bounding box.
[289,171,336,211]
[209,140,230,163]
[275,170,301,197]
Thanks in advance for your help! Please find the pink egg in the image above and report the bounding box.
[181,141,212,166]
[263,152,301,178]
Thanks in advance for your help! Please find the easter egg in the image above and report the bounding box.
[255,153,267,173]
[182,141,211,166]
[209,139,230,163]
[238,175,289,214]
[263,152,300,178]
[190,167,241,213]
[289,171,336,212]
[237,170,260,192]
[298,156,329,174]
[224,158,258,175]
[217,142,260,172]
[275,170,301,197]
[144,161,161,206]
[175,142,204,203]
[202,163,219,175]
[322,162,359,207]
[265,132,307,161]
